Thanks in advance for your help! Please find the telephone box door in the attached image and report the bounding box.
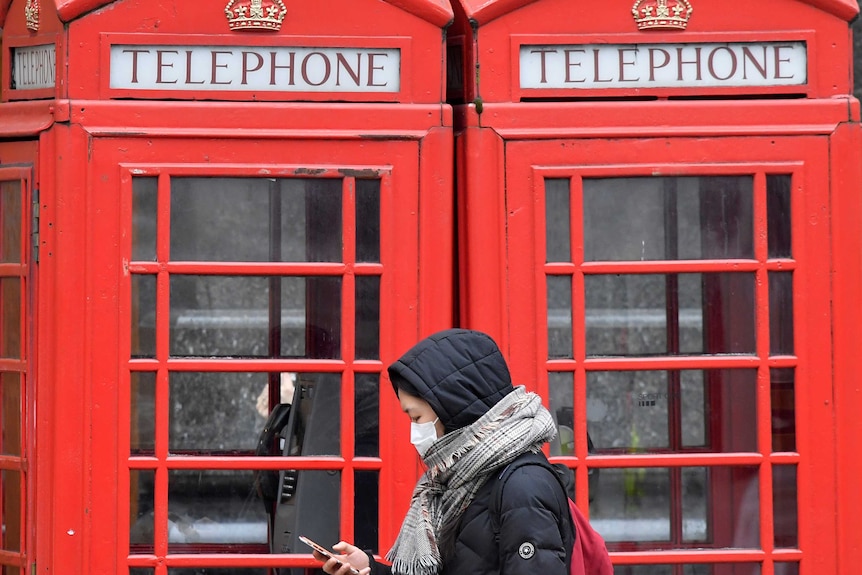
[82,132,449,573]
[505,134,832,574]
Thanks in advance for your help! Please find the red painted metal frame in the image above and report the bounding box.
[76,121,452,573]
[0,0,454,572]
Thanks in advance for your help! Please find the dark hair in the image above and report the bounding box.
[389,373,420,399]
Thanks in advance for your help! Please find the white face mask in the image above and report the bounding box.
[410,417,440,457]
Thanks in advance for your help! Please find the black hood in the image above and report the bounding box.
[387,329,514,433]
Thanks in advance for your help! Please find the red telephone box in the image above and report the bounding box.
[0,0,454,573]
[449,0,862,574]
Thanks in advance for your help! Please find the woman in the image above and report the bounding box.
[312,328,573,575]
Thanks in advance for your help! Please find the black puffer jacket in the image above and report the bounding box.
[372,329,573,575]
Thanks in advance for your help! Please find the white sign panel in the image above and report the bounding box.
[110,45,401,92]
[520,42,807,90]
[12,44,56,90]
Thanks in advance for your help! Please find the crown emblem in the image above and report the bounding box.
[632,0,693,31]
[24,0,40,32]
[225,0,287,32]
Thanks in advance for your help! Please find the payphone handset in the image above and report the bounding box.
[299,535,361,575]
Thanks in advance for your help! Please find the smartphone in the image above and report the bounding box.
[299,535,361,575]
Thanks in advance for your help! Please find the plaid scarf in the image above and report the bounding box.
[385,386,557,575]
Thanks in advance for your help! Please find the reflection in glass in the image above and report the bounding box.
[771,368,796,452]
[1,372,21,456]
[165,372,343,457]
[356,276,380,359]
[773,465,798,548]
[170,177,342,263]
[582,176,753,262]
[591,466,759,549]
[2,470,21,552]
[586,370,756,453]
[131,274,156,358]
[167,469,270,551]
[356,179,381,263]
[548,372,574,457]
[545,178,571,263]
[767,175,792,259]
[548,275,573,359]
[1,278,21,359]
[355,374,379,458]
[768,272,794,356]
[129,470,155,550]
[130,372,156,454]
[132,177,157,262]
[169,275,341,358]
[584,273,755,356]
[1,180,22,264]
[354,471,379,553]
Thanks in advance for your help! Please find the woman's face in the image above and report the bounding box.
[398,389,446,438]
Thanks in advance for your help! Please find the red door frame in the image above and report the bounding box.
[76,124,452,574]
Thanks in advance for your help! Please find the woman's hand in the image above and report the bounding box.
[311,541,372,575]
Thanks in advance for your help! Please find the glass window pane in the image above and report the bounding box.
[169,371,344,455]
[767,174,792,259]
[545,178,571,263]
[170,177,342,262]
[585,273,755,356]
[131,274,156,358]
[270,468,342,555]
[583,176,753,261]
[169,275,341,358]
[1,180,22,264]
[548,372,574,457]
[129,469,155,551]
[1,372,22,456]
[548,275,573,358]
[131,372,156,454]
[680,370,706,447]
[587,370,756,453]
[354,470,379,553]
[167,469,270,551]
[771,368,796,452]
[356,179,380,263]
[132,177,157,262]
[1,277,21,359]
[591,466,759,549]
[681,467,707,542]
[356,276,380,360]
[355,373,379,457]
[1,469,21,552]
[170,370,267,452]
[773,465,798,548]
[769,272,794,355]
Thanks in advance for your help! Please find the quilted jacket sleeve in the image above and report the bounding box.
[496,464,569,575]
